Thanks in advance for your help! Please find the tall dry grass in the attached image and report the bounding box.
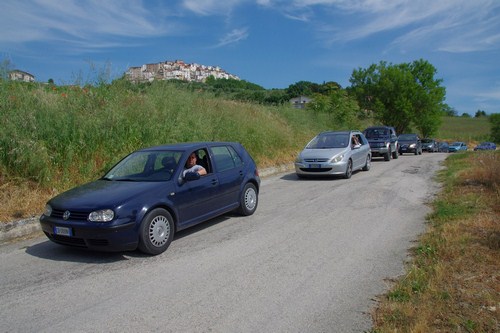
[0,79,349,221]
[372,151,499,332]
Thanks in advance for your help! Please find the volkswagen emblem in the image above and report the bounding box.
[63,210,71,220]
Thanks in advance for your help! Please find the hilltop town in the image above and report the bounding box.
[125,59,240,83]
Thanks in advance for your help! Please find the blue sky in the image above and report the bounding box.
[1,0,499,115]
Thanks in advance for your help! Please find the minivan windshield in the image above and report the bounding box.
[307,133,350,149]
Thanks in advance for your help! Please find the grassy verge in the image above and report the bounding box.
[0,79,352,221]
[371,151,499,332]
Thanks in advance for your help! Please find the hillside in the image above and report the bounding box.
[0,79,494,222]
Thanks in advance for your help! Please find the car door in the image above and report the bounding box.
[351,133,365,169]
[173,149,221,229]
[210,145,244,211]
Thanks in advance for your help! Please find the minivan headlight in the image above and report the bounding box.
[332,154,344,163]
[89,209,114,222]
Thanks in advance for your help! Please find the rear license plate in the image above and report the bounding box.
[54,226,72,237]
[309,164,321,168]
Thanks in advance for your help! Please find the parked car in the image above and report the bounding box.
[39,142,260,255]
[438,141,449,152]
[363,126,399,161]
[474,142,497,151]
[421,138,439,152]
[398,133,422,155]
[295,130,371,179]
[448,141,468,152]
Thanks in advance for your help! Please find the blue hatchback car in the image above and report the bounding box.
[40,142,260,255]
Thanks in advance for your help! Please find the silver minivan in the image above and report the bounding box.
[295,130,372,179]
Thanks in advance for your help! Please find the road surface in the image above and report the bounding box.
[0,153,446,332]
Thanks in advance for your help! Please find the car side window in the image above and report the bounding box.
[212,146,242,172]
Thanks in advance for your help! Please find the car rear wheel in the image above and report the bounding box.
[343,159,353,179]
[384,147,391,161]
[362,155,371,171]
[238,183,258,216]
[138,208,174,255]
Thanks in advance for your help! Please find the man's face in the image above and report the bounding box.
[186,153,197,168]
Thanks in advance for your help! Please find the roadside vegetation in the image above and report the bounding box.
[0,78,361,221]
[372,151,499,332]
[1,57,499,330]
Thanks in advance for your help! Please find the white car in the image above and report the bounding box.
[295,130,372,179]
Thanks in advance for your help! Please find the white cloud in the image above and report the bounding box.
[0,0,178,46]
[214,28,249,47]
[182,0,244,16]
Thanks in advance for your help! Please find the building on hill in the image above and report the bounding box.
[290,96,312,109]
[125,59,240,83]
[9,70,35,82]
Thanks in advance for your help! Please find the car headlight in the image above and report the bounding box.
[409,143,416,148]
[332,154,344,163]
[88,209,114,222]
[43,204,52,217]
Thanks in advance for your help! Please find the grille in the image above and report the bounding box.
[87,239,109,247]
[304,158,329,163]
[51,209,89,221]
[300,168,332,172]
[45,232,87,247]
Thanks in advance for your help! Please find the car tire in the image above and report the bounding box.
[392,147,399,159]
[362,155,371,171]
[384,147,391,161]
[343,159,353,179]
[138,208,174,255]
[238,183,258,216]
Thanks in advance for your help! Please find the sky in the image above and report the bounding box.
[1,0,500,115]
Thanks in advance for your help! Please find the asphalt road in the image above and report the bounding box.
[0,153,447,333]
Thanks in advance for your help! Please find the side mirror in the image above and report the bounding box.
[184,172,201,181]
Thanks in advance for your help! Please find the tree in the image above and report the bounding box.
[490,113,500,143]
[348,59,445,136]
[462,113,471,118]
[475,110,487,117]
[441,104,457,116]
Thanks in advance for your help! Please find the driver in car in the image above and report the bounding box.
[182,152,207,178]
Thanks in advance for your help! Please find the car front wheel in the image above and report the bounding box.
[138,208,174,255]
[343,159,353,179]
[238,183,258,216]
[362,155,371,171]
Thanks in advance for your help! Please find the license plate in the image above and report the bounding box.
[309,164,321,168]
[54,226,72,237]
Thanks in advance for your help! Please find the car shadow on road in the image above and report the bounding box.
[279,171,363,181]
[24,213,236,263]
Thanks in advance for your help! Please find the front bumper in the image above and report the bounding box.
[295,161,348,176]
[399,145,417,153]
[369,147,389,157]
[39,215,138,252]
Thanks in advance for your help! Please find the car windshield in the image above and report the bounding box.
[399,134,416,140]
[306,133,349,149]
[451,142,462,146]
[103,150,183,181]
[422,139,432,143]
[364,128,389,138]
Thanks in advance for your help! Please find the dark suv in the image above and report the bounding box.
[363,126,399,161]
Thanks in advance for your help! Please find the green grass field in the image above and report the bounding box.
[437,116,491,143]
